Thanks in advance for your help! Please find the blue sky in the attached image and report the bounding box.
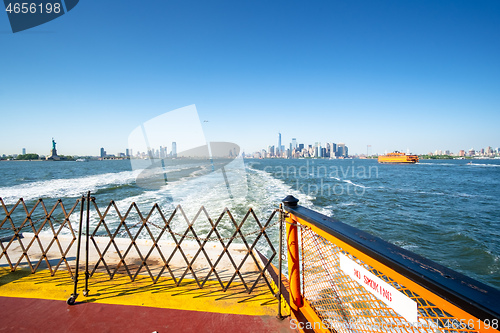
[0,0,499,156]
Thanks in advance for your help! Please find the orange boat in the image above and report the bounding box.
[378,151,419,163]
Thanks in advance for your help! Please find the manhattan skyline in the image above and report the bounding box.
[2,135,498,160]
[0,1,499,156]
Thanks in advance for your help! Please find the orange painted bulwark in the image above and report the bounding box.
[286,216,303,311]
[378,152,419,163]
[287,212,500,333]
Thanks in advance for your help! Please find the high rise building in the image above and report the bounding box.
[277,133,281,157]
[292,138,297,150]
[337,143,346,157]
[22,148,26,155]
[126,149,130,157]
[172,142,177,158]
[269,145,275,157]
[100,148,106,158]
[330,143,337,158]
[314,142,322,158]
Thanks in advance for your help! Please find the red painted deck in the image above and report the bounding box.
[0,296,294,333]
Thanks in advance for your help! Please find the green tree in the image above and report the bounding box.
[16,153,39,160]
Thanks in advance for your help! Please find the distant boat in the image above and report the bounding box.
[75,158,89,162]
[378,152,419,164]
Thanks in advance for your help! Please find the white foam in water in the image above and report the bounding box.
[90,162,328,236]
[2,160,328,239]
[0,170,142,205]
[248,167,332,216]
[337,202,359,207]
[468,163,500,167]
[341,179,369,188]
[417,163,457,167]
[418,162,500,167]
[390,187,490,199]
[330,176,369,189]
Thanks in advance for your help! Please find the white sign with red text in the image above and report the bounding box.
[339,253,418,323]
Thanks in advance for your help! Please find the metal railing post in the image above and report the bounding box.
[277,203,285,319]
[67,194,85,305]
[282,195,303,311]
[83,191,90,297]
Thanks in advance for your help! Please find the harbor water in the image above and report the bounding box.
[0,158,499,290]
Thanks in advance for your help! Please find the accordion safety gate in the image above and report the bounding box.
[281,195,500,333]
[0,192,280,306]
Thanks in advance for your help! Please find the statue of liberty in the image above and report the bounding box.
[47,137,60,160]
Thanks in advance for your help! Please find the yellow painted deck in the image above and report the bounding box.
[0,268,295,332]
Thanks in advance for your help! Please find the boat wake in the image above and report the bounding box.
[0,170,142,205]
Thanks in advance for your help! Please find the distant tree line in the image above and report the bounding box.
[0,154,40,160]
[419,155,471,160]
[0,154,75,161]
[16,153,40,160]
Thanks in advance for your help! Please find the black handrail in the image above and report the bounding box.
[282,196,500,324]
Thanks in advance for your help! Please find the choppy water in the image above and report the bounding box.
[0,158,499,289]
